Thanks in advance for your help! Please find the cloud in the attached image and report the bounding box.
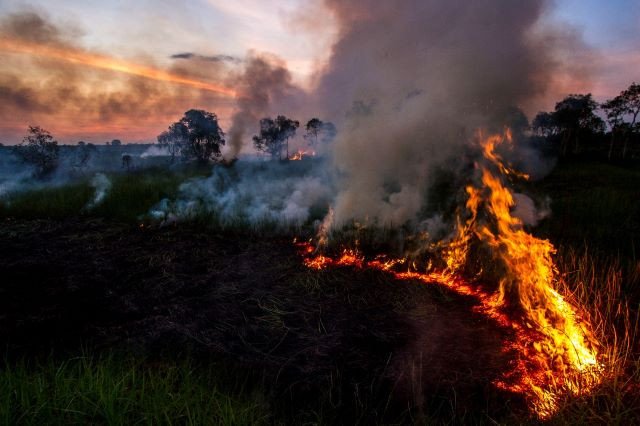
[170,52,242,64]
[0,11,237,143]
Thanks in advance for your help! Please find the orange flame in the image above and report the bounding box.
[0,37,237,98]
[289,149,316,160]
[297,129,602,417]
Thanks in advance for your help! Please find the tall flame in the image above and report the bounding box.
[452,129,601,413]
[298,129,602,417]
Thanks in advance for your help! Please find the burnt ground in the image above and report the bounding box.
[0,218,526,423]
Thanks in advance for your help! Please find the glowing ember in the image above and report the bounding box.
[297,129,603,418]
[289,149,316,160]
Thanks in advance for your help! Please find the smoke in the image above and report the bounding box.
[312,0,580,230]
[140,145,170,158]
[84,173,112,210]
[149,160,332,228]
[0,11,236,143]
[225,54,307,159]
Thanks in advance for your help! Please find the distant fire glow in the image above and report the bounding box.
[289,150,316,161]
[298,129,603,417]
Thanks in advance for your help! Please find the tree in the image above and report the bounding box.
[74,141,96,172]
[602,82,640,159]
[111,139,122,147]
[159,109,225,163]
[552,94,604,156]
[304,118,337,148]
[531,112,559,138]
[157,122,187,163]
[252,115,299,160]
[14,126,60,177]
[121,154,132,170]
[275,115,299,159]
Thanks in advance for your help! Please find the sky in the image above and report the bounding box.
[0,0,637,144]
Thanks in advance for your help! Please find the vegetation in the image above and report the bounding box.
[2,82,640,423]
[253,115,300,160]
[304,118,337,148]
[157,109,226,163]
[13,126,60,178]
[0,355,269,425]
[533,82,640,161]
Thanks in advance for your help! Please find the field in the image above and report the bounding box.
[1,158,639,424]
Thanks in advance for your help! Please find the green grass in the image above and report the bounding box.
[1,159,639,423]
[533,161,640,261]
[0,354,269,425]
[0,166,210,222]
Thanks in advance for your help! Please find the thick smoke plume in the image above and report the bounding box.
[314,0,571,229]
[226,54,306,158]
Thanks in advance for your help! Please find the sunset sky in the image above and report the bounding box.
[0,0,637,144]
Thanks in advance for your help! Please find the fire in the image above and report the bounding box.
[0,37,237,97]
[289,149,316,160]
[297,129,602,417]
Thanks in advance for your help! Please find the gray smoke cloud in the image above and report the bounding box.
[149,160,332,228]
[225,54,307,159]
[313,0,572,229]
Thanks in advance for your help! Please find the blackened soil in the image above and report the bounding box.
[0,218,525,422]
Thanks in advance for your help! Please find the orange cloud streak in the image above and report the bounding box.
[0,37,237,98]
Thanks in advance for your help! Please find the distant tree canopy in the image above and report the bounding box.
[14,126,59,177]
[253,115,299,160]
[74,141,96,172]
[601,82,640,159]
[158,109,225,163]
[304,118,337,148]
[533,93,604,156]
[111,139,122,147]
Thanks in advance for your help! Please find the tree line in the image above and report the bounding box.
[532,82,640,160]
[10,81,638,178]
[158,109,336,163]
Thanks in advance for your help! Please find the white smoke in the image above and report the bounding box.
[149,160,332,228]
[140,145,171,158]
[84,173,112,210]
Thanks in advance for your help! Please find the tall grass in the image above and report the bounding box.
[0,354,269,425]
[0,167,210,222]
[551,246,640,423]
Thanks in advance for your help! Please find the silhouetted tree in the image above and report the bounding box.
[532,112,559,138]
[534,94,604,156]
[159,109,225,163]
[157,123,187,163]
[121,154,132,170]
[14,126,59,177]
[304,118,337,148]
[74,141,96,172]
[253,115,299,160]
[553,94,604,156]
[111,139,122,147]
[602,82,640,159]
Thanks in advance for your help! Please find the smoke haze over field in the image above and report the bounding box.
[310,0,578,227]
[0,0,600,234]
